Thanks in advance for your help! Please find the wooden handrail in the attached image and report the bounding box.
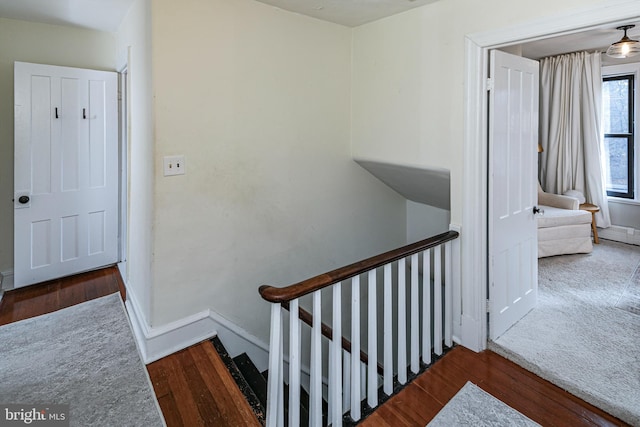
[282,302,384,376]
[259,230,459,303]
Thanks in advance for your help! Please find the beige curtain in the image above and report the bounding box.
[539,51,611,228]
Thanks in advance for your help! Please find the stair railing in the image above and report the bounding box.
[259,230,460,427]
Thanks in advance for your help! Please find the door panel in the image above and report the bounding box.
[31,76,53,195]
[89,80,107,188]
[61,215,80,261]
[88,211,106,255]
[489,50,539,340]
[61,77,81,192]
[14,62,118,288]
[31,220,52,268]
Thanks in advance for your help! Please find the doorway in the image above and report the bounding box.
[118,64,129,282]
[460,4,640,352]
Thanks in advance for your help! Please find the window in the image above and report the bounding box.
[602,74,634,199]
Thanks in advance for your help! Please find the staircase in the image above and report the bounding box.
[210,337,267,424]
[211,337,325,426]
[209,334,454,426]
[178,230,460,427]
[259,230,460,426]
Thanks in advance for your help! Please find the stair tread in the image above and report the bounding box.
[233,353,268,409]
[210,337,266,425]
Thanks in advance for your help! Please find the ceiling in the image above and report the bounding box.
[520,21,640,61]
[0,0,638,61]
[0,0,135,32]
[0,0,439,31]
[253,0,439,27]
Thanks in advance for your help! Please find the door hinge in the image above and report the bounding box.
[486,299,491,313]
[486,78,494,91]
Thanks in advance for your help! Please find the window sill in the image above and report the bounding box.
[607,197,640,206]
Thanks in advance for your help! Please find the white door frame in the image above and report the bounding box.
[117,48,130,283]
[461,0,640,352]
[118,65,128,274]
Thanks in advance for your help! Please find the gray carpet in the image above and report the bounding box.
[427,382,539,427]
[0,293,165,427]
[490,239,640,426]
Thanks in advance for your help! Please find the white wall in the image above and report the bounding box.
[609,201,640,230]
[149,0,407,340]
[406,201,450,244]
[351,0,607,228]
[116,0,154,323]
[0,18,115,273]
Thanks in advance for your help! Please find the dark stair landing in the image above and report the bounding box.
[210,337,320,426]
[210,336,452,426]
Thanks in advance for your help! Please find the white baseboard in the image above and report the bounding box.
[125,294,218,364]
[208,310,270,372]
[1,269,14,290]
[598,225,640,246]
[124,287,270,368]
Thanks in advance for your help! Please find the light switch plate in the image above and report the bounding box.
[163,155,185,176]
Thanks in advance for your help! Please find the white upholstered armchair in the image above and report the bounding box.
[537,183,593,258]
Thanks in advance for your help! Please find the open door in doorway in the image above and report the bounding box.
[14,62,119,288]
[488,50,540,340]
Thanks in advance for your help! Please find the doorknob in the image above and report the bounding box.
[18,195,30,204]
[533,206,544,216]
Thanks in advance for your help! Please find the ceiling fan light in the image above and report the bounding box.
[606,25,640,58]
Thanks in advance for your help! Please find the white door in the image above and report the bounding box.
[14,62,118,288]
[488,50,539,340]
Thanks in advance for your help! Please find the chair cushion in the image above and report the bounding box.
[538,235,593,257]
[538,223,592,240]
[537,205,591,228]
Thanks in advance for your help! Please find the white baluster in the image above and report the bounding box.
[310,291,322,426]
[397,258,407,385]
[331,283,343,426]
[329,341,334,426]
[266,303,283,427]
[383,263,393,396]
[410,253,419,374]
[289,299,301,427]
[343,350,351,413]
[445,241,453,348]
[277,316,284,427]
[361,362,366,400]
[422,249,432,365]
[367,269,378,408]
[350,275,361,421]
[434,245,443,355]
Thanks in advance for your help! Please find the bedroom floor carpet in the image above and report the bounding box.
[490,239,640,426]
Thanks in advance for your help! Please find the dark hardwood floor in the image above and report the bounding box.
[0,265,125,326]
[0,267,629,426]
[147,342,261,427]
[361,346,628,427]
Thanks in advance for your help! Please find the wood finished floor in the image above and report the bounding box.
[0,267,629,426]
[0,265,125,326]
[361,346,628,427]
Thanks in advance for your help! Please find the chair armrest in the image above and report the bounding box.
[538,192,579,210]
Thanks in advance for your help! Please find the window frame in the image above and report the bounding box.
[602,74,634,199]
[602,63,639,203]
